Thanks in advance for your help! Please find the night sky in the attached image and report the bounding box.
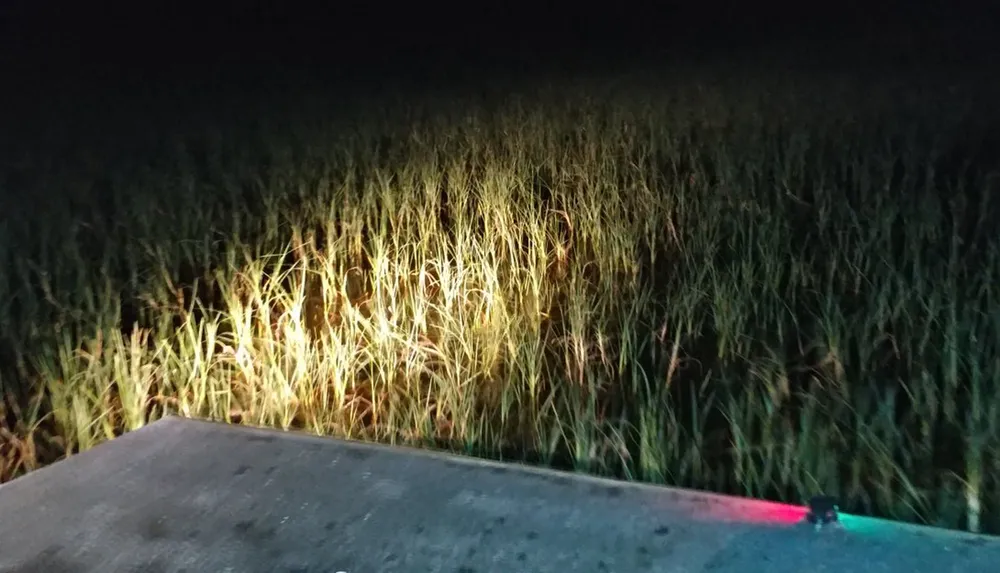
[2,1,997,99]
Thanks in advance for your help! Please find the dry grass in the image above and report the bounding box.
[2,69,999,533]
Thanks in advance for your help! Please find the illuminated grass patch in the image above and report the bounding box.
[1,70,999,533]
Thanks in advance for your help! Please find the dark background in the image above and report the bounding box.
[2,1,998,97]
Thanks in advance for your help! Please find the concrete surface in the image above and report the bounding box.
[1,416,998,573]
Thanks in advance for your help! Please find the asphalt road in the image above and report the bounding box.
[1,416,997,572]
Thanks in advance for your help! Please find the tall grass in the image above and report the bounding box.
[2,69,999,533]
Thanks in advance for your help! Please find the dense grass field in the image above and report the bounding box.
[2,67,999,533]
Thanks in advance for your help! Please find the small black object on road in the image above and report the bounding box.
[806,495,839,530]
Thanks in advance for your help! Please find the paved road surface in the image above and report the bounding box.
[1,416,997,572]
